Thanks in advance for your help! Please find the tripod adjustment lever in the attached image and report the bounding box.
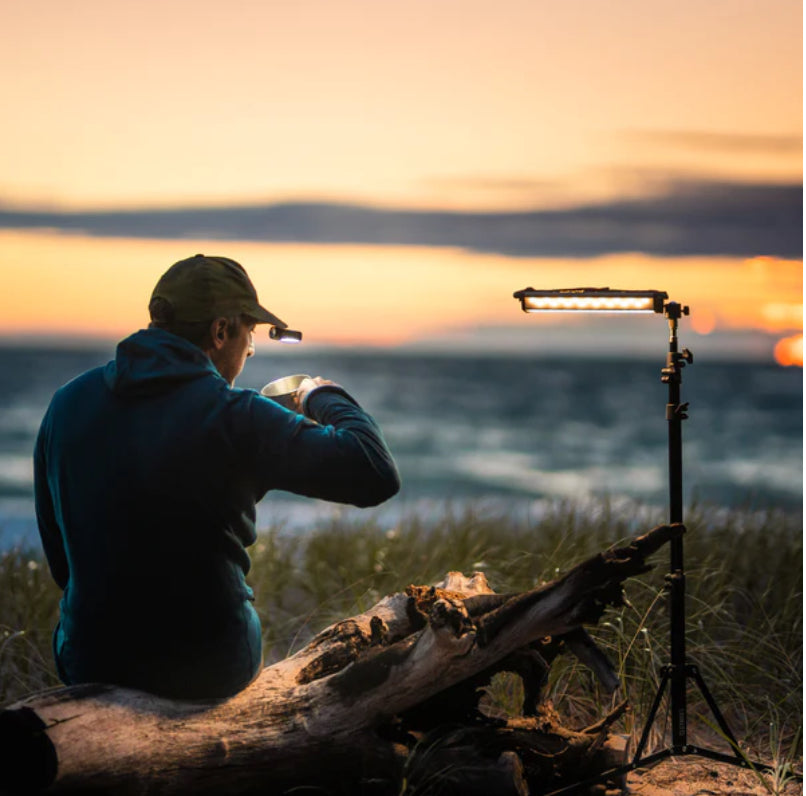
[666,402,690,420]
[682,348,694,364]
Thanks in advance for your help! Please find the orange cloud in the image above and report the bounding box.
[0,232,801,366]
[761,302,803,329]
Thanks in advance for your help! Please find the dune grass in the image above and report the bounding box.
[0,499,801,770]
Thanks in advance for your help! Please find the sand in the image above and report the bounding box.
[625,758,802,796]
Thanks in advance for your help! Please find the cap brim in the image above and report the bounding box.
[249,304,287,328]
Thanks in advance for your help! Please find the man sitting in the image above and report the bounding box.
[34,254,400,699]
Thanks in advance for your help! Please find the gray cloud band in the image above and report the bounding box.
[0,180,800,259]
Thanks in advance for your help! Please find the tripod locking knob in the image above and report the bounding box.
[666,402,690,420]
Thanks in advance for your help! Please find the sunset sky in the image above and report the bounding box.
[1,0,801,362]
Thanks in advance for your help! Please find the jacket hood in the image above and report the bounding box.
[104,328,220,397]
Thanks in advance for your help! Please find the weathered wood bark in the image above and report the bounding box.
[0,523,682,796]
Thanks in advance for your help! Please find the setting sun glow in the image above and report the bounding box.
[773,334,804,367]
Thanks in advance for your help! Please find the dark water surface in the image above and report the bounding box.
[0,343,801,550]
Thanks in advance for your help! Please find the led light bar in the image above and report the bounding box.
[514,287,668,314]
[269,326,303,343]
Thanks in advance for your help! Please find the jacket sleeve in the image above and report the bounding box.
[246,386,401,508]
[33,411,70,590]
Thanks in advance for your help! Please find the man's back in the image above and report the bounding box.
[35,328,400,698]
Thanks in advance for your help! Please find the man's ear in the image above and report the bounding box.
[209,317,229,350]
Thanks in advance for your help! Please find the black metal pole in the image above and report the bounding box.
[664,303,688,751]
[631,301,692,765]
[546,299,802,794]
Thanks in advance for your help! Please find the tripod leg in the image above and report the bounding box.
[683,664,799,780]
[686,664,742,755]
[633,666,671,763]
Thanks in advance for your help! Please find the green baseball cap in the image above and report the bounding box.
[151,254,287,327]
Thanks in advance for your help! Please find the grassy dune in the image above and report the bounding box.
[1,500,801,769]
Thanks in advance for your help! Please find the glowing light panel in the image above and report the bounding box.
[514,288,668,314]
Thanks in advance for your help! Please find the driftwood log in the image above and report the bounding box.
[0,523,683,796]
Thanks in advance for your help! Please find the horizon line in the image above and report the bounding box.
[0,327,797,365]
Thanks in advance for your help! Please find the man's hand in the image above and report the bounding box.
[294,376,336,413]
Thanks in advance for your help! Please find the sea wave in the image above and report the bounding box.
[0,348,801,554]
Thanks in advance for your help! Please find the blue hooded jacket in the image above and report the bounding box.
[34,328,400,699]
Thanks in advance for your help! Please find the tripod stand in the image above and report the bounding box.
[548,300,801,794]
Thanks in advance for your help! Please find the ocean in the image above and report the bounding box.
[0,343,801,552]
